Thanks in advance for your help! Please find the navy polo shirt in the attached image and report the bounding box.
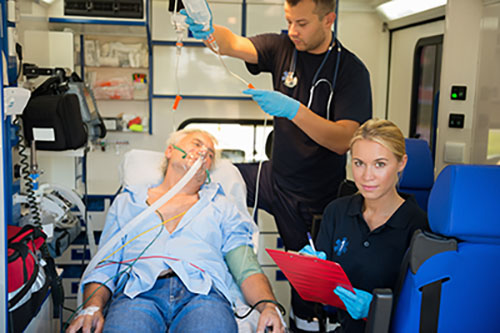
[316,193,428,332]
[245,33,372,208]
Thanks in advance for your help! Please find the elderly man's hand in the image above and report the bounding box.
[66,306,105,333]
[256,304,286,333]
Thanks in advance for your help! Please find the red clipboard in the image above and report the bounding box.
[266,248,354,309]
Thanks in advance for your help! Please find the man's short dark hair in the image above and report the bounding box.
[285,0,336,18]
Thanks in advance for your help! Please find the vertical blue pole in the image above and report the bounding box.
[80,34,85,79]
[0,0,9,327]
[146,0,153,134]
[241,0,247,37]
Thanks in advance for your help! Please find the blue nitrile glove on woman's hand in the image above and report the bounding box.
[179,9,214,40]
[243,89,300,120]
[334,286,373,320]
[299,245,327,260]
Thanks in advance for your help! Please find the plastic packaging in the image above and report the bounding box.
[182,0,212,32]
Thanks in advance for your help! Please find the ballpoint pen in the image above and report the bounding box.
[307,232,317,253]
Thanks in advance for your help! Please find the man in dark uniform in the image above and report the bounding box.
[183,0,372,330]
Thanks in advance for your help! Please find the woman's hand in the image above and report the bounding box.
[299,245,327,260]
[334,286,373,320]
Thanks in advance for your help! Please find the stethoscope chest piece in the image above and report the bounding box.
[284,71,298,88]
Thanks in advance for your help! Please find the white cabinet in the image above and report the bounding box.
[81,35,150,133]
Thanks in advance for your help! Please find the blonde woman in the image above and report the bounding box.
[301,119,428,332]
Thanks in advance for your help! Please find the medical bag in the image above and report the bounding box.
[22,72,94,150]
[7,225,50,332]
[22,92,88,151]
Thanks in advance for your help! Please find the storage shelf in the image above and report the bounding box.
[86,66,148,70]
[96,98,148,101]
[48,11,153,135]
[49,17,146,26]
[49,18,148,37]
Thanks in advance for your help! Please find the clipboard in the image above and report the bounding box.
[266,248,354,309]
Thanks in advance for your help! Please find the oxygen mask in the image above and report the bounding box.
[172,144,212,183]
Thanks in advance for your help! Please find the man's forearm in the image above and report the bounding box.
[209,25,234,55]
[292,105,360,154]
[82,282,112,309]
[211,25,258,63]
[241,273,278,312]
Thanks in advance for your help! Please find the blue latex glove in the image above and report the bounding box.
[299,245,327,260]
[333,286,373,320]
[243,89,300,120]
[179,9,214,40]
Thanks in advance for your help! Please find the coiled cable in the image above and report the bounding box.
[14,115,42,226]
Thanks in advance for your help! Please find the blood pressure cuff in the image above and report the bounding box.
[225,245,263,286]
[22,94,87,151]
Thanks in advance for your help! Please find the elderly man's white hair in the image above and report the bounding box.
[161,128,218,173]
[166,128,218,147]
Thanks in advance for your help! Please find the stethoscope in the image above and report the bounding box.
[283,34,341,121]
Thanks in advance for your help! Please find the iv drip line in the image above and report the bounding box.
[78,157,204,305]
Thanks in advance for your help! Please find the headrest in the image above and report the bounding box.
[119,149,249,216]
[400,138,434,189]
[120,149,165,187]
[428,164,500,243]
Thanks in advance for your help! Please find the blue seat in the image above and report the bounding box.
[399,138,434,211]
[388,165,500,332]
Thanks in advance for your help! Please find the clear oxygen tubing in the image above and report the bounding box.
[213,46,254,90]
[171,38,183,131]
[170,0,185,130]
[77,157,203,305]
[250,115,269,223]
[180,0,253,89]
[169,0,260,307]
[234,114,269,285]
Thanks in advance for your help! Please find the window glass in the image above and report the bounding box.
[410,35,443,162]
[415,44,437,145]
[487,129,500,162]
[183,121,273,163]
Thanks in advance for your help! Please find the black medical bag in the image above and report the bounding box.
[21,69,106,150]
[22,93,88,151]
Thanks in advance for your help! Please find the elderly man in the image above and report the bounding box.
[67,129,284,333]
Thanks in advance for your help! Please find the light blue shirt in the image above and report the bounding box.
[82,182,255,304]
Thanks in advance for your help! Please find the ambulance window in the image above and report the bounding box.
[179,119,274,163]
[409,34,443,162]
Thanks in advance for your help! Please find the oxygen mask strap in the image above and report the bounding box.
[172,144,188,158]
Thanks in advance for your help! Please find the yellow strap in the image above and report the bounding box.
[99,210,187,264]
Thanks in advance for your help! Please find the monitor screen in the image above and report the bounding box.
[169,0,185,12]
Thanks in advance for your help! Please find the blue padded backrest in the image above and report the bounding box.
[400,138,434,189]
[428,164,500,243]
[391,164,500,333]
[399,138,434,210]
[392,241,500,332]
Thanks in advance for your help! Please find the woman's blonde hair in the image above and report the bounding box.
[350,119,406,161]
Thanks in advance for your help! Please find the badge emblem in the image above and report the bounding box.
[334,237,349,256]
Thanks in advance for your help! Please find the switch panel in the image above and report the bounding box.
[449,113,465,128]
[451,86,467,100]
[444,142,465,163]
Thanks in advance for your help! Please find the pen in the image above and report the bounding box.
[307,232,317,253]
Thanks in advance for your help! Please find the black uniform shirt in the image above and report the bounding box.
[246,33,372,209]
[316,193,429,332]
